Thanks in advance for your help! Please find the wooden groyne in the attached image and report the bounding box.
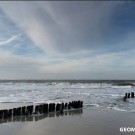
[0,100,83,119]
[123,92,135,101]
[0,108,83,124]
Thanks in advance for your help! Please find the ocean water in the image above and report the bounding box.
[0,80,135,112]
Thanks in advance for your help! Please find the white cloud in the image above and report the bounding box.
[0,49,135,79]
[0,1,135,79]
[0,1,123,54]
[38,50,135,75]
[0,33,21,46]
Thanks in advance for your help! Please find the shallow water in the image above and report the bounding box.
[0,80,135,112]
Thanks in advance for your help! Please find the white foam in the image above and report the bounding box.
[0,81,134,113]
[112,107,127,112]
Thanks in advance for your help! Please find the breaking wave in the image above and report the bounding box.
[0,80,135,112]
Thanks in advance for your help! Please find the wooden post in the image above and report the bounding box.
[56,103,59,111]
[75,101,77,108]
[80,101,83,108]
[125,93,128,98]
[75,101,78,109]
[49,103,53,112]
[29,105,33,115]
[78,100,81,108]
[52,103,55,112]
[64,103,68,109]
[35,105,39,114]
[16,107,21,116]
[43,104,48,113]
[68,102,71,109]
[26,106,33,115]
[13,108,17,117]
[42,104,46,113]
[39,105,43,114]
[22,106,26,115]
[3,110,8,119]
[26,106,30,115]
[71,101,74,108]
[128,93,130,98]
[56,103,60,111]
[62,103,64,110]
[131,92,134,98]
[0,110,3,119]
[8,109,12,118]
[74,101,78,109]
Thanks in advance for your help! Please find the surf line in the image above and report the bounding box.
[0,100,83,119]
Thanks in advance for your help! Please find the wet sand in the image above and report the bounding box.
[0,105,135,135]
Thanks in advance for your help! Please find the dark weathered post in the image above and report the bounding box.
[35,105,39,114]
[128,93,130,98]
[56,103,59,111]
[71,101,74,108]
[49,103,52,112]
[60,103,64,114]
[0,110,3,119]
[52,103,55,112]
[8,109,12,118]
[43,104,48,113]
[78,100,81,108]
[131,92,134,98]
[75,101,78,108]
[26,106,30,116]
[125,93,128,98]
[29,105,33,115]
[42,104,45,113]
[123,93,128,102]
[64,103,68,109]
[68,102,71,109]
[22,106,26,115]
[26,106,33,115]
[74,101,77,108]
[3,110,8,119]
[80,101,83,108]
[13,108,17,117]
[62,103,64,110]
[56,103,61,111]
[39,105,43,114]
[16,107,21,116]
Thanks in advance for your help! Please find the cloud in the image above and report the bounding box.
[0,47,135,80]
[0,52,45,79]
[0,1,133,54]
[0,1,135,79]
[39,49,135,75]
[0,33,21,46]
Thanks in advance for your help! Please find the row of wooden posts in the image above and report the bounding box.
[0,100,83,119]
[0,109,83,124]
[123,92,134,101]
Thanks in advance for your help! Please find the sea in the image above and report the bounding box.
[0,80,135,113]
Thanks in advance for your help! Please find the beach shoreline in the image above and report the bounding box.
[0,105,135,135]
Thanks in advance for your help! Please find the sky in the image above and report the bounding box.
[0,1,135,80]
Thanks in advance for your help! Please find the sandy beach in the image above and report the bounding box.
[0,104,135,135]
